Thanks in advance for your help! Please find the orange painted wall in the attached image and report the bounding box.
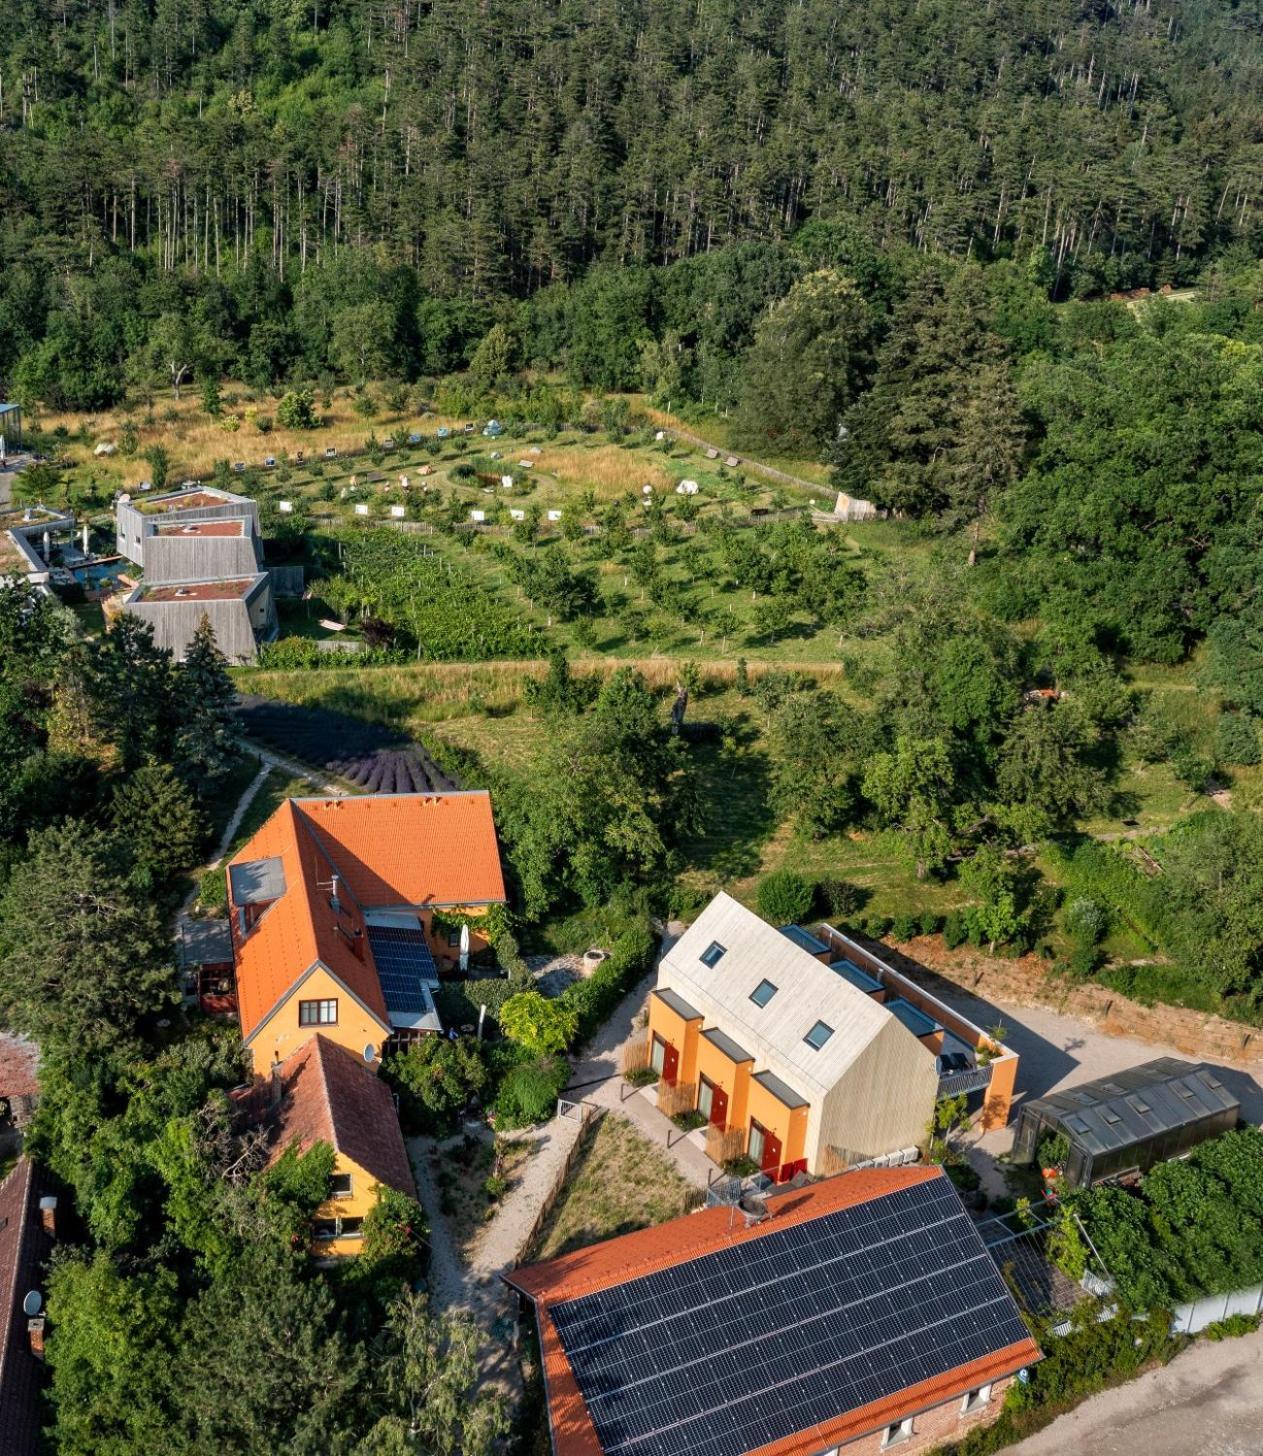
[695,1037,752,1130]
[246,965,387,1078]
[646,995,702,1085]
[745,1079,809,1173]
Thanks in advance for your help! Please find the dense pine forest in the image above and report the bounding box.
[4,0,1263,407]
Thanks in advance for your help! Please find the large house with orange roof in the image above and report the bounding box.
[226,791,507,1078]
[507,1166,1039,1456]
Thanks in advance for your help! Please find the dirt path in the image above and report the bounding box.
[1011,1325,1263,1456]
[241,740,351,797]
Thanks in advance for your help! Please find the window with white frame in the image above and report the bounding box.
[961,1384,992,1414]
[881,1418,914,1448]
[330,1172,353,1199]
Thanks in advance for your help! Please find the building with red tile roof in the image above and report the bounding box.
[0,1036,39,1129]
[227,792,506,1076]
[267,1035,416,1256]
[507,1167,1040,1456]
[0,1159,54,1456]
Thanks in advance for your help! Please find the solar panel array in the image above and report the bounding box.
[366,925,437,1014]
[549,1177,1030,1456]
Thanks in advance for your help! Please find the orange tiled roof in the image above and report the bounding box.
[507,1168,1042,1456]
[228,799,389,1042]
[268,1036,415,1198]
[296,793,507,908]
[227,792,505,1044]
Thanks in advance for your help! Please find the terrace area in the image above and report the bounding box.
[153,519,247,537]
[134,577,257,602]
[813,922,1019,1127]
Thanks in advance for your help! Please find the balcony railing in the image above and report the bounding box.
[937,1063,995,1098]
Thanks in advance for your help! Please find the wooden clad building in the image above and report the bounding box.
[648,894,941,1181]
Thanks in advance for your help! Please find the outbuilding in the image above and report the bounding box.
[1012,1057,1239,1188]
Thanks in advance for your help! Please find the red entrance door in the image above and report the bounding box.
[750,1119,782,1176]
[700,1077,728,1128]
[661,1041,679,1085]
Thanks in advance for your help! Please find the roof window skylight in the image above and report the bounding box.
[804,1020,834,1050]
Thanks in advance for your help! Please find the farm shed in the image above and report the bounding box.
[121,573,276,663]
[1012,1057,1239,1189]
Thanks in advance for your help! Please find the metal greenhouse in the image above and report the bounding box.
[1013,1057,1239,1189]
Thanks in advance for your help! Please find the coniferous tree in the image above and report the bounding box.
[176,615,239,787]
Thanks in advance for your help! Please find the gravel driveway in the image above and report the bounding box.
[1011,1325,1263,1456]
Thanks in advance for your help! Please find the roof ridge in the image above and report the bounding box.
[291,800,368,912]
[512,1166,939,1307]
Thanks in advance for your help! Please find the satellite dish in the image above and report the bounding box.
[363,1044,377,1065]
[22,1290,41,1317]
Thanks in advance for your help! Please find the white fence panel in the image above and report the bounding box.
[1171,1284,1263,1335]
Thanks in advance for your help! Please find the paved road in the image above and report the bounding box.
[1012,1325,1263,1456]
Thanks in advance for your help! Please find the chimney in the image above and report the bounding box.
[27,1317,45,1360]
[38,1196,57,1238]
[330,873,342,914]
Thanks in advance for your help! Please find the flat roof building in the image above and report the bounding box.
[115,484,259,568]
[507,1166,1040,1456]
[0,505,76,593]
[121,571,276,662]
[1013,1057,1239,1188]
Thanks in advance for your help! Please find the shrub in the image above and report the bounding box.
[890,914,918,942]
[494,1056,570,1128]
[1214,712,1261,767]
[1063,896,1108,946]
[864,913,893,939]
[1204,1313,1260,1340]
[917,911,942,936]
[276,388,318,430]
[1064,942,1104,981]
[815,878,867,920]
[499,991,579,1056]
[560,921,658,1042]
[384,1036,488,1135]
[756,869,814,925]
[942,911,968,949]
[1035,1131,1071,1169]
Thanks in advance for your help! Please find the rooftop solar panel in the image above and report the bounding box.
[366,924,438,1014]
[549,1178,1030,1456]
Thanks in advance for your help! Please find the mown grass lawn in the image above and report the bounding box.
[531,1113,697,1261]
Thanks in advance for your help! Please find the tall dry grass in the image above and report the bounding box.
[530,441,674,500]
[38,385,478,488]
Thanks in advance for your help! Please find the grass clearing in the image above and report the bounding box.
[531,1112,698,1261]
